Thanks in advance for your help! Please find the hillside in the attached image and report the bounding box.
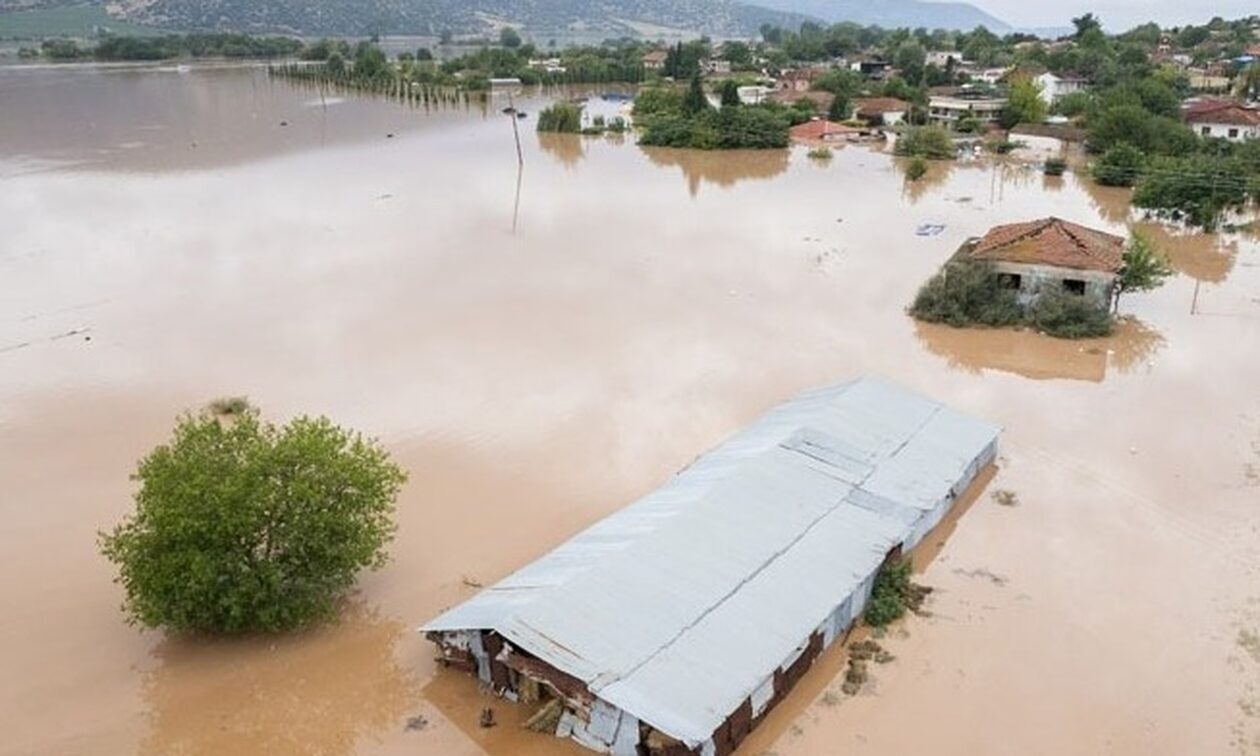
[0,0,810,38]
[755,0,1010,32]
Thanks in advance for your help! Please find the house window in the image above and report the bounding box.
[997,273,1022,290]
[1062,279,1087,295]
[1228,128,1239,139]
[1201,126,1211,136]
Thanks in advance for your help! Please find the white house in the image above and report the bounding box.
[928,92,1008,127]
[1184,101,1260,141]
[926,51,964,68]
[1033,72,1088,105]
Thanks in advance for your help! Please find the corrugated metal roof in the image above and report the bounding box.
[422,376,999,746]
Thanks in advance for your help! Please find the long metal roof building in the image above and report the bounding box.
[422,377,999,755]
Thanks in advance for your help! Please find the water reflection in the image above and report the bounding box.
[640,146,789,197]
[537,133,585,168]
[897,157,954,204]
[1133,221,1237,283]
[1072,169,1133,224]
[913,317,1165,383]
[139,604,418,756]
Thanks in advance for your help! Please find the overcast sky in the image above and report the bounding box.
[969,0,1257,31]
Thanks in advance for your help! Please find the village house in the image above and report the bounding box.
[928,87,1008,128]
[926,50,964,68]
[422,378,999,756]
[789,118,866,143]
[737,85,772,105]
[849,57,892,79]
[641,50,668,71]
[960,65,1010,84]
[1183,99,1260,142]
[853,97,909,126]
[777,67,822,93]
[962,217,1125,307]
[1032,71,1089,105]
[703,58,732,76]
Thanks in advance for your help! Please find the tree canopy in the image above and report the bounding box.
[100,408,406,634]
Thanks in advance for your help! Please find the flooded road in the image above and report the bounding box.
[2,64,1259,756]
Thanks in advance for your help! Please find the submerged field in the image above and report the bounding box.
[1,63,1259,756]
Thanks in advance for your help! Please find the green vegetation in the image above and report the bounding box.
[1000,78,1048,129]
[1043,157,1067,176]
[1114,232,1174,309]
[1091,142,1146,186]
[894,126,955,160]
[1132,155,1255,229]
[99,407,406,634]
[537,101,583,133]
[634,75,791,150]
[20,33,304,61]
[865,560,929,628]
[906,156,928,180]
[910,261,1024,329]
[909,260,1121,339]
[807,146,833,160]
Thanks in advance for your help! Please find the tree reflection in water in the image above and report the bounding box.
[640,146,789,197]
[139,603,418,756]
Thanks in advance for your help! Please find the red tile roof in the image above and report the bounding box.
[1184,101,1260,126]
[967,217,1125,273]
[854,97,909,115]
[788,119,860,141]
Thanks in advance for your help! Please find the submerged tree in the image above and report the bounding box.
[1113,232,1173,311]
[100,408,406,633]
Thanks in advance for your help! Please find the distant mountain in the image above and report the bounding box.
[0,0,810,38]
[753,0,1011,32]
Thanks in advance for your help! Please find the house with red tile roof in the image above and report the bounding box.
[961,217,1125,306]
[1182,100,1260,142]
[788,119,863,143]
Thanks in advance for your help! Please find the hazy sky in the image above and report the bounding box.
[969,0,1257,30]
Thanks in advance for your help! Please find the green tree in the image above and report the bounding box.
[1113,232,1173,310]
[499,26,522,49]
[894,126,956,159]
[353,43,390,80]
[1000,78,1048,128]
[99,408,406,634]
[828,92,851,121]
[1072,13,1102,40]
[906,156,928,181]
[537,101,583,133]
[1091,142,1146,186]
[1132,155,1252,229]
[719,79,741,108]
[682,71,709,116]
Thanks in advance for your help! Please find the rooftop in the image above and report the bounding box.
[423,377,999,747]
[854,97,909,114]
[1184,101,1260,126]
[789,119,860,140]
[968,217,1125,273]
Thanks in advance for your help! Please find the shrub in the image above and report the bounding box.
[865,560,913,628]
[1044,157,1067,176]
[1028,290,1114,338]
[808,146,833,160]
[894,126,956,160]
[537,101,582,133]
[99,408,406,633]
[909,261,1024,328]
[632,86,682,117]
[906,155,928,180]
[1091,142,1145,186]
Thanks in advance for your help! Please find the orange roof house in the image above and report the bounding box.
[963,217,1126,305]
[788,119,862,143]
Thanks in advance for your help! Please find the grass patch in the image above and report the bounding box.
[807,146,833,160]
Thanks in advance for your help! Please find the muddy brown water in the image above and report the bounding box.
[2,64,1259,756]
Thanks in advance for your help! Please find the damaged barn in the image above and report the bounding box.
[422,377,999,755]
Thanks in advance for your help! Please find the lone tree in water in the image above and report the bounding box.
[100,406,406,633]
[1113,232,1173,311]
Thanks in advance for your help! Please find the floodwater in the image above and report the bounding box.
[2,63,1259,756]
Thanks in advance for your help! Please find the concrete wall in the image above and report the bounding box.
[1190,122,1260,142]
[991,261,1115,307]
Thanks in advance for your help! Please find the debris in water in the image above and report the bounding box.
[915,223,946,237]
[841,658,868,695]
[1238,629,1260,663]
[461,575,483,588]
[405,714,429,731]
[524,699,563,732]
[992,489,1018,507]
[849,639,895,664]
[953,567,1009,586]
[386,133,395,138]
[279,121,288,127]
[479,707,497,728]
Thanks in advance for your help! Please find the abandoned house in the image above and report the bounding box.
[421,377,1000,755]
[962,217,1125,306]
